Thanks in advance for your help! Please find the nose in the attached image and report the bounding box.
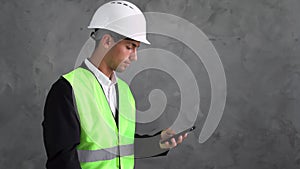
[129,48,138,61]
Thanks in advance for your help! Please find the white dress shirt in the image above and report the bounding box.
[84,59,117,117]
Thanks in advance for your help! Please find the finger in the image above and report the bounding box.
[177,135,183,144]
[171,138,177,148]
[164,141,170,147]
[160,140,170,149]
[183,133,188,139]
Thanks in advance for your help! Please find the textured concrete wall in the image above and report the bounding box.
[1,0,300,169]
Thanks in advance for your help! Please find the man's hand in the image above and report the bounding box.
[159,128,188,149]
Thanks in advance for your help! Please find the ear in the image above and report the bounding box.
[101,34,114,49]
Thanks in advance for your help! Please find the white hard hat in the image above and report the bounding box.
[88,1,150,44]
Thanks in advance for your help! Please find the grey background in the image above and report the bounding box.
[1,0,300,168]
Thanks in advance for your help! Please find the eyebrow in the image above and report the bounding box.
[124,38,140,48]
[126,41,140,48]
[131,42,140,48]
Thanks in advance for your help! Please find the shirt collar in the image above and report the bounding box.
[84,58,117,87]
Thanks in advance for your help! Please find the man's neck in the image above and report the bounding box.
[99,63,113,80]
[89,57,113,80]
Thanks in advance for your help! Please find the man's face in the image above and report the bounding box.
[105,39,140,72]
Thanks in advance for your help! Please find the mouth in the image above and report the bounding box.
[124,62,131,66]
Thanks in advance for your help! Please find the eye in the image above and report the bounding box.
[126,46,133,50]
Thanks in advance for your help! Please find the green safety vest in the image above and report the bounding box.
[63,67,136,169]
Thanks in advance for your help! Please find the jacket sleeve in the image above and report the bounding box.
[42,77,82,169]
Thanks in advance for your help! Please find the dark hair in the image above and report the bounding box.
[91,29,137,48]
[92,29,125,42]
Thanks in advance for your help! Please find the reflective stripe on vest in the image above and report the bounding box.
[77,144,134,162]
[63,67,136,169]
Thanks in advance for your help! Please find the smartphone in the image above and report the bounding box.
[160,126,196,144]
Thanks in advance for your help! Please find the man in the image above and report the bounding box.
[42,1,188,169]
